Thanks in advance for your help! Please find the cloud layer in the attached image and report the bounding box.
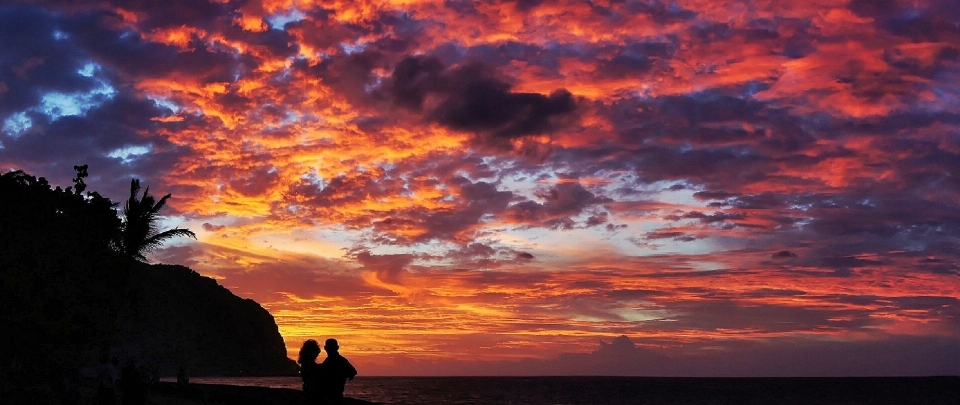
[2,0,959,375]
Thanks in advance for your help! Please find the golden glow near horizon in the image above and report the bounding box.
[3,0,960,375]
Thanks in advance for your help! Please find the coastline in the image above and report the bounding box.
[150,382,380,405]
[2,381,379,405]
[5,375,959,404]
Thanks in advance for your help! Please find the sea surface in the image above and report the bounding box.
[177,375,960,405]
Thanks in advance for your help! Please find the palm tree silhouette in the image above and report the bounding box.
[119,179,196,261]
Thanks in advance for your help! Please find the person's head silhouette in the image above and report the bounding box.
[298,339,320,364]
[324,338,340,354]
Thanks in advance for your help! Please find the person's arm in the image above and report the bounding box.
[345,358,357,380]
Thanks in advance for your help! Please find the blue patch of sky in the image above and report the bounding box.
[300,169,325,189]
[363,75,384,93]
[149,96,183,113]
[613,308,673,322]
[147,216,196,252]
[78,62,97,77]
[275,60,296,82]
[341,41,368,54]
[268,111,301,130]
[266,9,306,30]
[40,87,112,119]
[38,62,117,120]
[633,84,656,99]
[2,112,32,138]
[499,173,540,201]
[2,62,116,136]
[107,144,152,164]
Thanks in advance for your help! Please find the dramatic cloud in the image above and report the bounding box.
[386,56,578,150]
[3,0,959,376]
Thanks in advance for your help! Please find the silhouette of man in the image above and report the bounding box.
[320,338,357,405]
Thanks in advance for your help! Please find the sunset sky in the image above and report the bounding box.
[2,0,959,376]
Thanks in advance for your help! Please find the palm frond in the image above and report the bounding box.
[119,178,196,262]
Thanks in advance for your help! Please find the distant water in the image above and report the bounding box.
[174,375,960,405]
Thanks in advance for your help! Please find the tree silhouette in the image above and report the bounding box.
[119,179,196,262]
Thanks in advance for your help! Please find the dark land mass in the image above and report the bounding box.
[0,169,298,387]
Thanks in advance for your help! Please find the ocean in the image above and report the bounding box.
[179,375,960,405]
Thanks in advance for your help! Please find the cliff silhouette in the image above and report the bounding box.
[0,169,298,378]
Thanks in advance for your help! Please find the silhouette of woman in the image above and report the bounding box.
[298,340,324,405]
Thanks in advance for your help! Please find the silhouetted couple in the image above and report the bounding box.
[299,338,358,405]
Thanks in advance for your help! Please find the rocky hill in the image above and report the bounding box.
[111,262,299,376]
[0,169,298,377]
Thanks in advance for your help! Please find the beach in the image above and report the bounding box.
[3,381,378,405]
[149,382,378,405]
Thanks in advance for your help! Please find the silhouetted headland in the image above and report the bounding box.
[1,168,299,403]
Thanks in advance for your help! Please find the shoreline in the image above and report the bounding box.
[2,381,379,405]
[153,376,959,405]
[151,382,379,405]
[5,376,958,404]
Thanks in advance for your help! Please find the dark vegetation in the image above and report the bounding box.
[0,167,298,383]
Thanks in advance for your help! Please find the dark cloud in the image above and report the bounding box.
[507,182,611,229]
[443,243,536,268]
[228,164,280,196]
[463,41,564,74]
[851,0,960,43]
[645,229,699,242]
[286,9,366,53]
[389,56,445,110]
[553,335,671,376]
[60,10,246,81]
[369,178,517,244]
[287,167,397,211]
[353,249,415,284]
[202,222,226,232]
[615,0,697,24]
[290,49,388,109]
[94,0,233,31]
[385,56,578,149]
[771,250,798,260]
[434,81,575,141]
[505,0,546,12]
